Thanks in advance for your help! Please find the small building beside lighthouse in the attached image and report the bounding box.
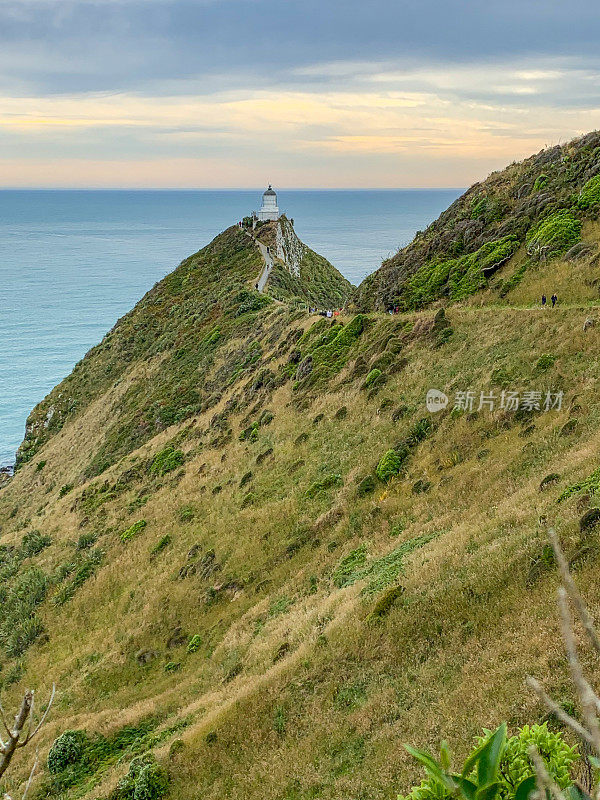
[257,185,280,222]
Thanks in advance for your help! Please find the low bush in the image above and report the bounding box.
[535,354,556,372]
[375,450,404,482]
[20,529,51,558]
[305,473,342,498]
[121,520,148,543]
[150,535,171,556]
[356,475,377,496]
[76,531,98,550]
[576,175,600,210]
[113,754,169,800]
[333,545,368,588]
[186,634,202,654]
[149,445,184,477]
[526,211,582,259]
[48,730,89,774]
[402,236,520,309]
[558,466,600,502]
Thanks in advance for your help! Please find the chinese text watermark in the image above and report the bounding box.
[426,388,563,414]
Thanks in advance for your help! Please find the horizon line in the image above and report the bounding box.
[0,185,466,192]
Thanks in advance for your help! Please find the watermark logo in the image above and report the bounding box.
[426,388,449,413]
[426,388,563,413]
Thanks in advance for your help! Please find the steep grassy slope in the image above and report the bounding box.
[355,130,600,311]
[4,142,600,800]
[3,301,600,800]
[15,224,350,477]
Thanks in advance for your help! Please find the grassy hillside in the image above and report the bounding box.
[15,223,350,477]
[355,130,600,311]
[3,139,600,800]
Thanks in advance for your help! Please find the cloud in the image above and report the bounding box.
[1,0,600,186]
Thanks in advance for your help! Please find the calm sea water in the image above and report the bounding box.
[0,189,461,467]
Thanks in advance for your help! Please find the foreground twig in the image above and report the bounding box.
[527,529,600,800]
[0,686,55,800]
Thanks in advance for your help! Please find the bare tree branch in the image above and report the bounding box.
[557,588,600,754]
[20,750,39,800]
[21,686,55,747]
[526,676,596,747]
[0,685,55,781]
[550,529,600,656]
[528,531,600,800]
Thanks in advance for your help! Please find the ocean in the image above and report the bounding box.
[0,188,461,468]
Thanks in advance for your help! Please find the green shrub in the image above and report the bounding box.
[576,175,600,210]
[375,449,405,482]
[20,529,51,558]
[149,445,184,477]
[533,174,549,192]
[269,596,291,617]
[35,460,47,472]
[399,722,578,800]
[186,634,202,654]
[239,471,253,488]
[406,418,432,445]
[59,483,74,497]
[76,531,98,550]
[53,550,103,606]
[6,616,45,658]
[239,422,259,442]
[273,705,286,735]
[493,723,577,799]
[150,535,171,556]
[164,661,181,672]
[178,505,195,523]
[362,368,384,389]
[296,314,369,389]
[48,730,89,774]
[368,585,405,619]
[535,354,556,372]
[305,473,342,498]
[402,237,520,309]
[121,520,147,543]
[333,545,368,588]
[334,534,437,594]
[558,466,600,502]
[134,761,169,800]
[259,410,274,426]
[526,211,582,259]
[114,754,169,800]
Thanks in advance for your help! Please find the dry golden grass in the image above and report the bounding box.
[3,304,600,799]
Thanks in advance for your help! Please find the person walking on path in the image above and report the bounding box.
[551,293,558,307]
[541,294,547,307]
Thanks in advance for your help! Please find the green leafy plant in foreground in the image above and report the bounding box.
[399,722,579,800]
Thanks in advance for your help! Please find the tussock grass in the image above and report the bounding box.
[4,294,600,798]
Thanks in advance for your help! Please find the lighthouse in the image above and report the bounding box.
[257,185,280,222]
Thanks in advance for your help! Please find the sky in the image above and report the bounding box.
[1,0,600,188]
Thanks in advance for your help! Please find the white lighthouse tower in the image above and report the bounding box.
[257,185,280,222]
